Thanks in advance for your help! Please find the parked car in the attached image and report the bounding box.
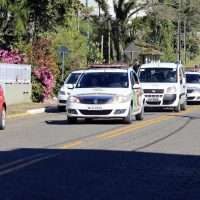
[185,71,200,102]
[139,62,187,112]
[66,64,145,124]
[0,84,6,130]
[57,70,84,111]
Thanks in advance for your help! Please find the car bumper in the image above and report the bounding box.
[67,102,130,118]
[144,94,179,107]
[187,92,200,102]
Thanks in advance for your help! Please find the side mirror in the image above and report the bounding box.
[180,79,183,85]
[133,84,140,90]
[67,84,74,89]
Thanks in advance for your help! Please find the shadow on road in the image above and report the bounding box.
[0,148,200,200]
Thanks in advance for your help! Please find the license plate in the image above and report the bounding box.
[87,106,103,110]
[147,97,160,102]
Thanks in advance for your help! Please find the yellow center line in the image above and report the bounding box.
[96,115,169,139]
[58,106,200,148]
[59,141,83,149]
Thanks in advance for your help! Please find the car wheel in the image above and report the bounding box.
[0,107,6,130]
[123,105,133,124]
[67,117,77,124]
[174,101,181,112]
[181,100,187,111]
[135,105,144,121]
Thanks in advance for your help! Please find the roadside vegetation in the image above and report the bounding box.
[0,0,200,102]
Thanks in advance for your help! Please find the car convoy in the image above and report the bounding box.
[1,62,200,130]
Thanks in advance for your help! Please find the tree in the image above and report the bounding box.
[95,0,154,61]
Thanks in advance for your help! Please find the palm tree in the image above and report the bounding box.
[95,0,151,61]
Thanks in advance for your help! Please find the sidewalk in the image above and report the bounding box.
[7,99,58,119]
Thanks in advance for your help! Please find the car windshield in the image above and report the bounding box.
[186,74,200,83]
[77,72,129,88]
[65,73,81,84]
[139,68,177,83]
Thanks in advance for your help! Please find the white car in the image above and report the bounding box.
[66,65,145,123]
[57,70,84,110]
[139,62,187,112]
[186,71,200,102]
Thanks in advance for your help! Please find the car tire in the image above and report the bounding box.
[174,101,181,112]
[181,100,187,111]
[0,107,6,130]
[67,117,77,124]
[135,105,144,121]
[123,106,133,124]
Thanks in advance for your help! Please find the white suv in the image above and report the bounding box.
[66,65,145,123]
[139,62,187,112]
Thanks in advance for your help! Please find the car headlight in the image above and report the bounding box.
[113,95,130,103]
[59,90,65,95]
[166,86,177,94]
[68,96,80,103]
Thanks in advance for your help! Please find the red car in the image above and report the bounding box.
[0,84,6,130]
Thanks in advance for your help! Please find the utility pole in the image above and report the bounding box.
[184,17,187,64]
[177,0,182,62]
[108,16,111,64]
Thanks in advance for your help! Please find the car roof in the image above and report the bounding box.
[85,68,130,73]
[71,70,85,74]
[140,62,181,69]
[185,71,200,75]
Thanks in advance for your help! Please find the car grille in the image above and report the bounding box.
[143,89,164,94]
[187,89,194,94]
[187,97,195,100]
[79,110,112,115]
[145,95,163,98]
[79,96,112,104]
[59,100,67,104]
[146,101,161,105]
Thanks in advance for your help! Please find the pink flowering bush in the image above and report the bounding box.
[33,67,55,100]
[0,49,26,64]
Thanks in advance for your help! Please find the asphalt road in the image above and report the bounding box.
[1,105,200,199]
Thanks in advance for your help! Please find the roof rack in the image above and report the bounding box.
[89,63,129,69]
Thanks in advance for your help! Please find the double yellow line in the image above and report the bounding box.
[60,106,200,148]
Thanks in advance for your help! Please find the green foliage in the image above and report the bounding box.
[160,21,176,62]
[31,75,44,102]
[52,25,88,70]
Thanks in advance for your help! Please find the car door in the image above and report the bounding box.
[133,72,143,110]
[179,67,186,103]
[130,71,138,112]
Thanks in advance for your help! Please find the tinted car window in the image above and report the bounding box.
[186,74,200,83]
[77,72,129,88]
[139,68,177,83]
[65,73,81,84]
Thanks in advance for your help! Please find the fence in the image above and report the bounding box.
[0,63,32,105]
[0,63,31,83]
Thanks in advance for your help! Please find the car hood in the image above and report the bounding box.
[70,88,131,96]
[186,83,200,89]
[141,83,177,90]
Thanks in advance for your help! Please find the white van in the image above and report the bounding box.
[139,62,187,112]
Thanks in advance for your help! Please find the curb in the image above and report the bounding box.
[7,107,46,119]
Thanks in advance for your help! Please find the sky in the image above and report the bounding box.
[80,0,146,18]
